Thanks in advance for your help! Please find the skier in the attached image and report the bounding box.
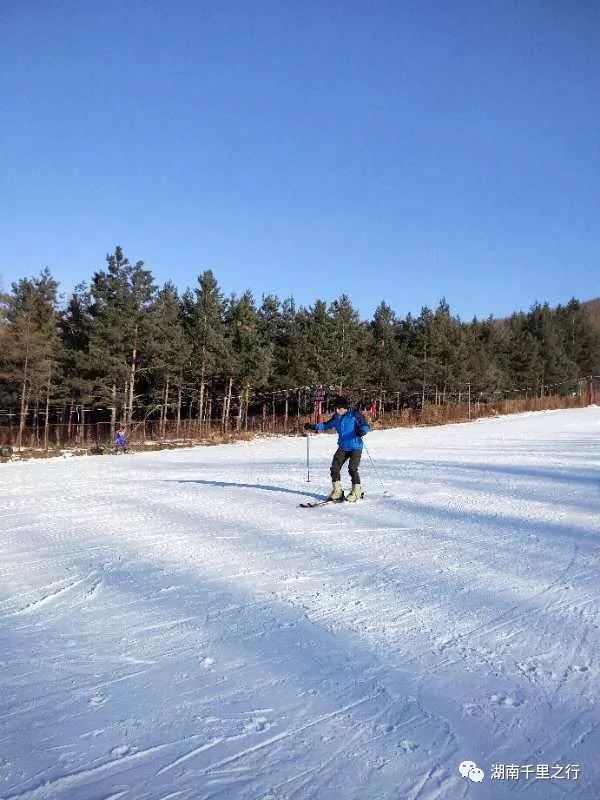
[114,425,128,454]
[304,396,370,502]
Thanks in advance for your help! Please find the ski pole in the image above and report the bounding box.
[306,432,310,482]
[363,439,390,496]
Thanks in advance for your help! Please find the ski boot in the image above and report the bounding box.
[328,480,344,502]
[345,483,363,502]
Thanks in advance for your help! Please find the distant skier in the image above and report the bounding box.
[304,396,370,502]
[114,425,128,454]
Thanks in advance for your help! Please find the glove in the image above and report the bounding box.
[304,423,316,431]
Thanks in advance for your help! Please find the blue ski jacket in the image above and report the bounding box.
[315,409,370,451]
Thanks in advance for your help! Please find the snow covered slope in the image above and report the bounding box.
[1,408,599,799]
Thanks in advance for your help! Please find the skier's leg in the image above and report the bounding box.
[348,450,361,484]
[330,448,348,481]
[329,448,348,500]
[346,450,363,502]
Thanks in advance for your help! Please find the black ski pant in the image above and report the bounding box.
[330,448,362,484]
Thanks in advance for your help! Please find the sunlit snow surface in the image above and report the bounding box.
[1,408,599,799]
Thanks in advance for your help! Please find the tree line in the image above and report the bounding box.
[1,246,599,443]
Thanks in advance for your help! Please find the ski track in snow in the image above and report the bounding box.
[1,407,599,799]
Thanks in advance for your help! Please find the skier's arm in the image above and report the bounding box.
[314,415,337,433]
[355,412,370,437]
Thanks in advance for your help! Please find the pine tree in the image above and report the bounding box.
[329,294,367,394]
[507,312,543,392]
[259,295,298,389]
[60,283,94,440]
[2,268,61,448]
[225,291,273,428]
[88,246,156,432]
[463,316,509,395]
[394,312,422,401]
[149,282,191,436]
[410,306,435,405]
[526,303,575,391]
[556,298,600,378]
[427,299,461,402]
[288,300,334,388]
[182,270,228,423]
[366,302,403,409]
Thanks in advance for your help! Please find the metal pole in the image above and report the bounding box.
[362,439,390,496]
[306,433,310,482]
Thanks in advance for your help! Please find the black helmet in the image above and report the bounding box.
[334,396,350,409]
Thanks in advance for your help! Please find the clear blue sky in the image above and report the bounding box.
[1,0,598,320]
